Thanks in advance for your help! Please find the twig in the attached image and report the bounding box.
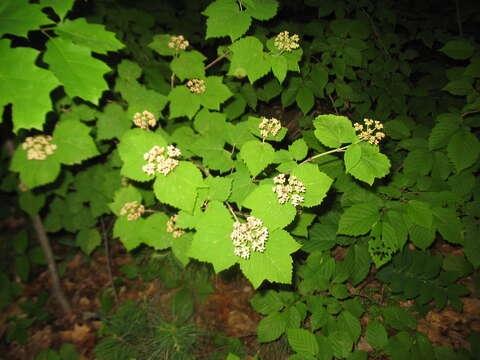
[4,140,72,314]
[225,202,239,222]
[461,109,480,118]
[455,0,463,36]
[32,215,72,314]
[328,93,339,115]
[170,73,175,89]
[100,217,119,303]
[205,52,231,71]
[300,144,350,165]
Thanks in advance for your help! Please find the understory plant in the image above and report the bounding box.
[0,0,479,359]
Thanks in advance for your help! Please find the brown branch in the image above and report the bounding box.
[100,217,118,303]
[32,215,72,314]
[204,51,231,71]
[4,140,72,314]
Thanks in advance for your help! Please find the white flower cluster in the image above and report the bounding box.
[272,173,306,206]
[354,119,386,145]
[230,216,268,259]
[166,214,185,238]
[259,117,282,138]
[274,31,300,52]
[168,35,189,51]
[22,135,57,160]
[186,78,206,94]
[133,110,156,130]
[142,145,181,176]
[120,201,145,221]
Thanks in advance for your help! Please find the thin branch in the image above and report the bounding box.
[455,0,463,36]
[300,144,351,165]
[328,93,339,115]
[100,217,118,303]
[461,109,480,118]
[205,52,231,71]
[31,215,72,314]
[225,202,239,222]
[4,140,72,314]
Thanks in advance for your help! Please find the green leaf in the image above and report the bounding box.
[382,306,416,331]
[189,201,237,272]
[291,163,333,208]
[10,147,61,189]
[59,343,79,360]
[205,176,232,202]
[44,37,110,104]
[117,129,167,182]
[229,163,257,208]
[331,284,350,299]
[440,39,475,60]
[338,311,361,343]
[328,331,353,359]
[76,228,102,255]
[239,140,275,177]
[269,54,287,83]
[203,0,252,41]
[429,116,461,150]
[465,231,480,268]
[409,224,435,250]
[0,40,60,132]
[14,231,28,255]
[443,254,473,277]
[250,290,284,315]
[287,328,319,356]
[447,128,480,173]
[18,191,46,217]
[148,34,177,56]
[310,64,329,96]
[406,200,432,229]
[197,76,233,110]
[113,216,145,251]
[0,0,51,38]
[257,311,286,342]
[366,320,388,350]
[170,51,206,81]
[245,0,278,20]
[240,229,300,288]
[41,0,75,19]
[243,185,297,230]
[344,142,391,185]
[55,18,124,54]
[140,213,173,251]
[97,103,131,140]
[288,139,308,161]
[168,86,201,119]
[191,135,234,173]
[52,120,99,165]
[229,37,271,83]
[109,186,142,215]
[153,161,204,213]
[338,203,380,236]
[15,254,30,282]
[296,86,315,114]
[314,115,357,148]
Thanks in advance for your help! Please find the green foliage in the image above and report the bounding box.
[1,0,479,358]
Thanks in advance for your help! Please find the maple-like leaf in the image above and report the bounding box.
[44,37,111,104]
[0,40,60,132]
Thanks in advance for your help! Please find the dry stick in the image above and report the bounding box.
[32,215,72,314]
[3,140,72,314]
[100,217,119,303]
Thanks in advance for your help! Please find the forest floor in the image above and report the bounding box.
[0,237,479,359]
